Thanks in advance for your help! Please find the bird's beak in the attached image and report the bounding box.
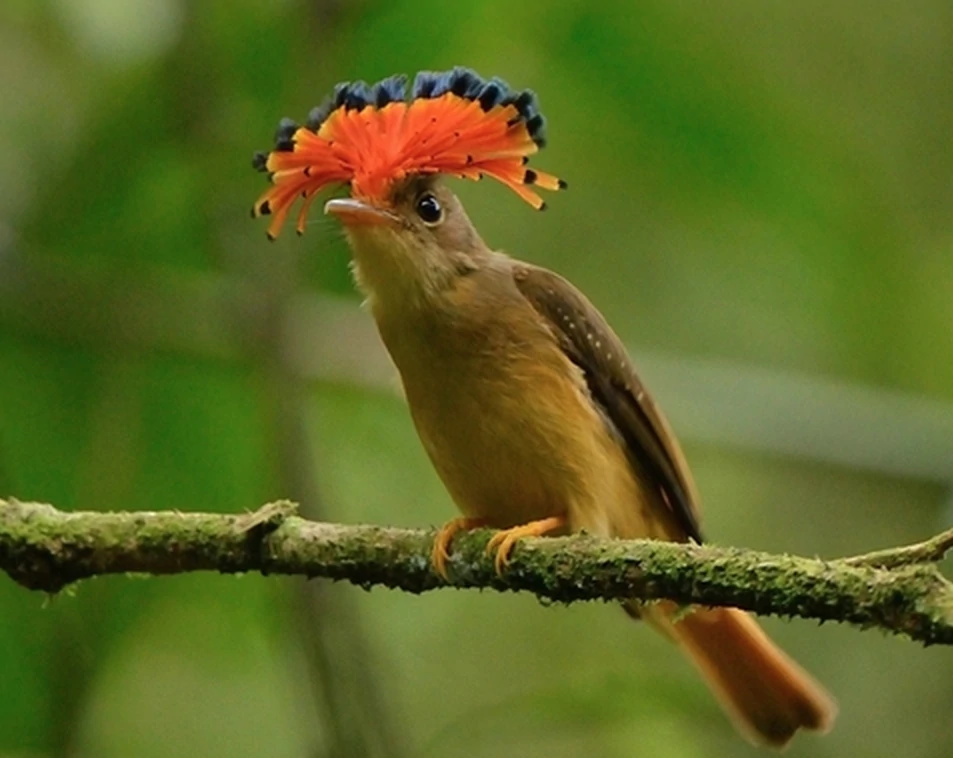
[324,198,399,227]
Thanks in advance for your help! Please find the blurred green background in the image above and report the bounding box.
[2,1,952,756]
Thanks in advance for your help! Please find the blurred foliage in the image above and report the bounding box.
[1,1,952,757]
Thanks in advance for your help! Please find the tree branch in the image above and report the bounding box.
[2,498,952,645]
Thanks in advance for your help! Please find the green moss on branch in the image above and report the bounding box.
[2,498,952,645]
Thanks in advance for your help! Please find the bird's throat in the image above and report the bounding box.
[347,232,479,322]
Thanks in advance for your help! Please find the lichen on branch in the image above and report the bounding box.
[1,498,952,645]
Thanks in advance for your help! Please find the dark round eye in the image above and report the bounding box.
[415,193,443,225]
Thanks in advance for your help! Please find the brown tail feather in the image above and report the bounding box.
[644,604,836,748]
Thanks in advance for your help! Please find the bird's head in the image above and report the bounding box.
[251,67,565,308]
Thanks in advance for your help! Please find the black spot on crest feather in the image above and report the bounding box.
[477,83,501,110]
[343,80,372,111]
[413,70,454,99]
[332,82,351,109]
[274,117,299,151]
[411,71,438,99]
[525,114,546,146]
[449,66,482,98]
[306,98,333,130]
[512,90,537,118]
[477,76,511,111]
[372,74,407,107]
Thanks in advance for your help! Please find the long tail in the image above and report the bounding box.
[643,603,836,748]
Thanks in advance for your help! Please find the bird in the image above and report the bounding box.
[252,66,836,748]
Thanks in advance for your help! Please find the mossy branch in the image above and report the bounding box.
[2,497,952,645]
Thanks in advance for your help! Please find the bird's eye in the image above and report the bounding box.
[415,193,444,225]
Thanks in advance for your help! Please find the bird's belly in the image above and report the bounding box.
[400,350,655,535]
[415,404,572,527]
[411,389,584,526]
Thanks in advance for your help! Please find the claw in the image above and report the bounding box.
[485,514,568,575]
[431,517,488,579]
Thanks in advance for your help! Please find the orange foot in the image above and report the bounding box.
[485,514,568,575]
[432,517,489,580]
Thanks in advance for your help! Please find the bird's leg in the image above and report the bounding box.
[485,514,568,575]
[432,516,491,579]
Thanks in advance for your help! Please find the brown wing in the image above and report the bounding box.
[512,262,703,543]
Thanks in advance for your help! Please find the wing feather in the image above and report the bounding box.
[512,263,703,543]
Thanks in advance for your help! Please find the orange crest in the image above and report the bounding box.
[251,68,566,239]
